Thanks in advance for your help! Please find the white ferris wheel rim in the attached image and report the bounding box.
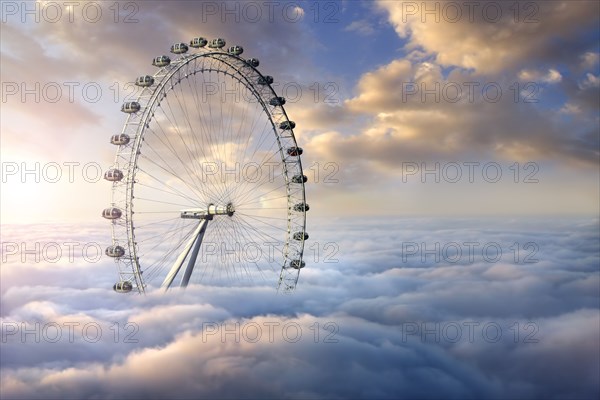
[104,39,308,294]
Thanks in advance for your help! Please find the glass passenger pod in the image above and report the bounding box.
[280,121,296,130]
[257,75,273,85]
[110,134,130,146]
[227,45,244,55]
[293,202,309,212]
[190,37,208,48]
[291,174,308,184]
[208,38,226,49]
[293,232,309,241]
[102,207,122,220]
[121,102,140,113]
[113,281,133,293]
[289,259,306,269]
[105,245,125,258]
[135,75,155,87]
[152,55,171,67]
[269,96,286,106]
[104,169,124,182]
[287,147,303,156]
[246,58,259,68]
[170,43,189,54]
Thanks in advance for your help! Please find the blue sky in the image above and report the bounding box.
[1,1,599,398]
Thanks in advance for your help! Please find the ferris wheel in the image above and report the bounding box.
[102,38,308,294]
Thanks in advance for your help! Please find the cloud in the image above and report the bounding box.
[518,68,562,83]
[1,218,599,398]
[581,52,600,69]
[297,1,600,181]
[376,0,599,75]
[579,73,600,89]
[344,20,376,36]
[313,59,597,168]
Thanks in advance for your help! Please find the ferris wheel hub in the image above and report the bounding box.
[180,203,235,219]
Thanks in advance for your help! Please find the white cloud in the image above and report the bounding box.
[559,102,581,115]
[344,20,376,36]
[579,73,600,89]
[518,68,562,83]
[581,52,599,69]
[1,219,599,398]
[377,0,599,75]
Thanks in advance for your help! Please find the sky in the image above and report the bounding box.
[1,1,599,399]
[1,0,598,222]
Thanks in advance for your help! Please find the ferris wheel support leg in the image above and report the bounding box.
[180,220,209,287]
[162,219,208,291]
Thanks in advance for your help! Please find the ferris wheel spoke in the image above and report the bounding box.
[191,69,219,167]
[233,212,290,222]
[142,220,194,281]
[207,70,234,198]
[147,112,207,197]
[233,214,287,245]
[212,218,248,282]
[137,221,193,260]
[172,79,222,203]
[186,73,231,202]
[232,146,283,202]
[234,212,289,233]
[132,216,182,231]
[137,220,189,245]
[160,97,212,197]
[159,92,215,200]
[150,234,196,286]
[233,101,267,171]
[138,153,207,202]
[174,76,205,162]
[239,121,279,169]
[230,217,280,272]
[238,195,290,208]
[135,181,200,206]
[218,161,285,205]
[134,196,193,208]
[223,219,264,282]
[234,179,287,208]
[197,82,239,203]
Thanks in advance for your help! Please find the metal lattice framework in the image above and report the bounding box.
[103,39,308,294]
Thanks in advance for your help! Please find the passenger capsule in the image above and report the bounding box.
[105,245,125,258]
[208,38,226,48]
[152,55,171,67]
[170,42,188,54]
[110,134,130,146]
[135,75,154,87]
[102,207,122,220]
[280,121,296,130]
[190,37,208,48]
[287,147,303,156]
[289,259,306,269]
[227,45,243,55]
[269,96,286,106]
[293,232,309,241]
[293,202,309,212]
[257,75,274,85]
[246,58,259,67]
[291,174,308,184]
[113,281,133,293]
[104,169,124,182]
[121,102,140,113]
